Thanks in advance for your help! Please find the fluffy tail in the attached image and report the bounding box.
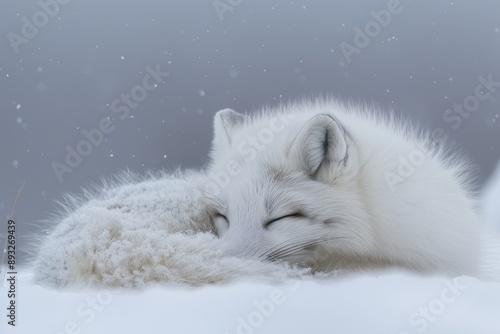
[480,160,500,281]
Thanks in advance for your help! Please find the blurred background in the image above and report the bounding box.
[1,0,499,264]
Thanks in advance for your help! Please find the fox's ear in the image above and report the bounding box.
[290,114,353,182]
[213,108,245,145]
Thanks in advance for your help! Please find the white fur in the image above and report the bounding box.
[482,160,500,233]
[32,99,499,288]
[480,160,500,280]
[206,98,499,279]
[32,170,313,288]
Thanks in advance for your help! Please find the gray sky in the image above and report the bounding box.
[1,0,499,263]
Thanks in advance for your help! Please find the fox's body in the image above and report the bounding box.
[33,99,499,287]
[205,99,486,277]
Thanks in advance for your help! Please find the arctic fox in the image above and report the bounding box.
[204,99,497,278]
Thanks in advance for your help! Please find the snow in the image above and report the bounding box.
[2,272,500,334]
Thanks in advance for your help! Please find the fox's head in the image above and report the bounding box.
[203,108,375,271]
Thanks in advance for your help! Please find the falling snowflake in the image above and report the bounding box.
[229,70,238,78]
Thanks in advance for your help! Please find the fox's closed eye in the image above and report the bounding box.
[264,212,305,229]
[213,213,229,236]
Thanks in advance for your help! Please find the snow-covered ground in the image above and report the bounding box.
[2,272,500,334]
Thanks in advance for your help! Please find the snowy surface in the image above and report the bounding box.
[2,272,500,334]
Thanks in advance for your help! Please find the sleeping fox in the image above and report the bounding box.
[204,98,499,279]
